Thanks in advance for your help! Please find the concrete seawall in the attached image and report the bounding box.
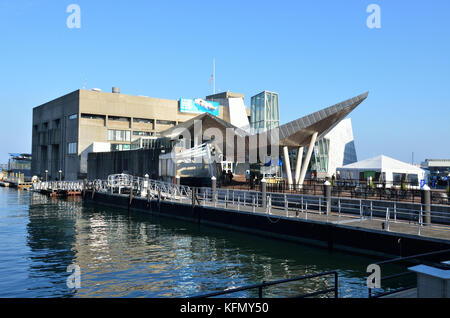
[83,190,450,260]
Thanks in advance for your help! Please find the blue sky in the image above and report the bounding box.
[0,0,449,164]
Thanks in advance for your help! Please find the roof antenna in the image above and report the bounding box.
[82,78,87,90]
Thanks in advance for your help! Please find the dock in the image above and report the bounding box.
[51,174,449,259]
[1,171,32,189]
[32,181,83,197]
[29,174,450,298]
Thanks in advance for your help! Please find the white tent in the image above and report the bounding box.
[337,155,426,186]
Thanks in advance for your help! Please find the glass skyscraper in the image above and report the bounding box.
[250,91,280,134]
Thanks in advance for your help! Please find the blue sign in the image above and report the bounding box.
[420,180,425,189]
[179,98,220,116]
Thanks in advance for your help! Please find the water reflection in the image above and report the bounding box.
[0,188,398,298]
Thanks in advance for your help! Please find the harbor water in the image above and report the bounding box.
[0,187,407,298]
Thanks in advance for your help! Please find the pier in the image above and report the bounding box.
[1,172,32,189]
[32,180,84,197]
[32,174,450,259]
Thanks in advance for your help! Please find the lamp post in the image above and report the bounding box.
[45,170,48,182]
[59,170,62,182]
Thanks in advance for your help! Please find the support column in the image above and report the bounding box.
[421,185,431,225]
[261,178,267,208]
[298,132,318,186]
[211,176,216,203]
[294,147,304,185]
[324,180,332,215]
[283,146,293,188]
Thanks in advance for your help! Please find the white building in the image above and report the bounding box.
[337,155,426,187]
[310,118,357,178]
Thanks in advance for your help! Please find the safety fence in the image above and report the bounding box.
[223,179,450,205]
[33,174,450,237]
[190,271,339,298]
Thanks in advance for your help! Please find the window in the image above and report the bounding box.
[67,142,77,154]
[53,119,60,128]
[81,113,106,120]
[107,130,131,142]
[42,122,48,130]
[133,118,154,124]
[109,116,130,122]
[111,144,131,151]
[407,174,419,185]
[393,173,406,185]
[69,114,78,120]
[133,131,153,136]
[156,120,176,126]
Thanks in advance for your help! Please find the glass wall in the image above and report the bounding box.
[250,91,280,134]
[311,139,330,173]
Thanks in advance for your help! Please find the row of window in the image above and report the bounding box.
[79,114,163,124]
[107,129,157,141]
[45,114,173,127]
[108,130,131,142]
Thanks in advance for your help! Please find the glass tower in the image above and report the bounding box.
[250,91,280,134]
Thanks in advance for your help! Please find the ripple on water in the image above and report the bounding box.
[0,188,404,298]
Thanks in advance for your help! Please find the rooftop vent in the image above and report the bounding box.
[91,88,102,92]
[112,87,120,94]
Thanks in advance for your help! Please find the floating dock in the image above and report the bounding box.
[81,187,450,259]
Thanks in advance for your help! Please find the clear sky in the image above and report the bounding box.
[0,0,449,164]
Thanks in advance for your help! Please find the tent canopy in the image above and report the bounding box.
[337,155,425,181]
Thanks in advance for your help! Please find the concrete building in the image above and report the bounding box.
[32,88,250,180]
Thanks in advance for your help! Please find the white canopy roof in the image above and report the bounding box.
[338,155,425,175]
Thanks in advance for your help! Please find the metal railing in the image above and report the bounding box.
[189,271,339,298]
[224,179,450,205]
[33,180,84,191]
[33,174,450,236]
[368,249,450,298]
[83,174,194,202]
[197,186,450,234]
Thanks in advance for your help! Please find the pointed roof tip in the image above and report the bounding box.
[356,91,369,100]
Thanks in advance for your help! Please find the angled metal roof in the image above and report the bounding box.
[160,112,237,139]
[259,92,369,148]
[160,92,368,152]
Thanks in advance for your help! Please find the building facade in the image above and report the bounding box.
[286,118,358,180]
[32,88,249,180]
[310,118,357,178]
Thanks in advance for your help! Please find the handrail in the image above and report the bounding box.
[34,175,450,233]
[375,248,450,266]
[368,248,450,298]
[189,271,338,298]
